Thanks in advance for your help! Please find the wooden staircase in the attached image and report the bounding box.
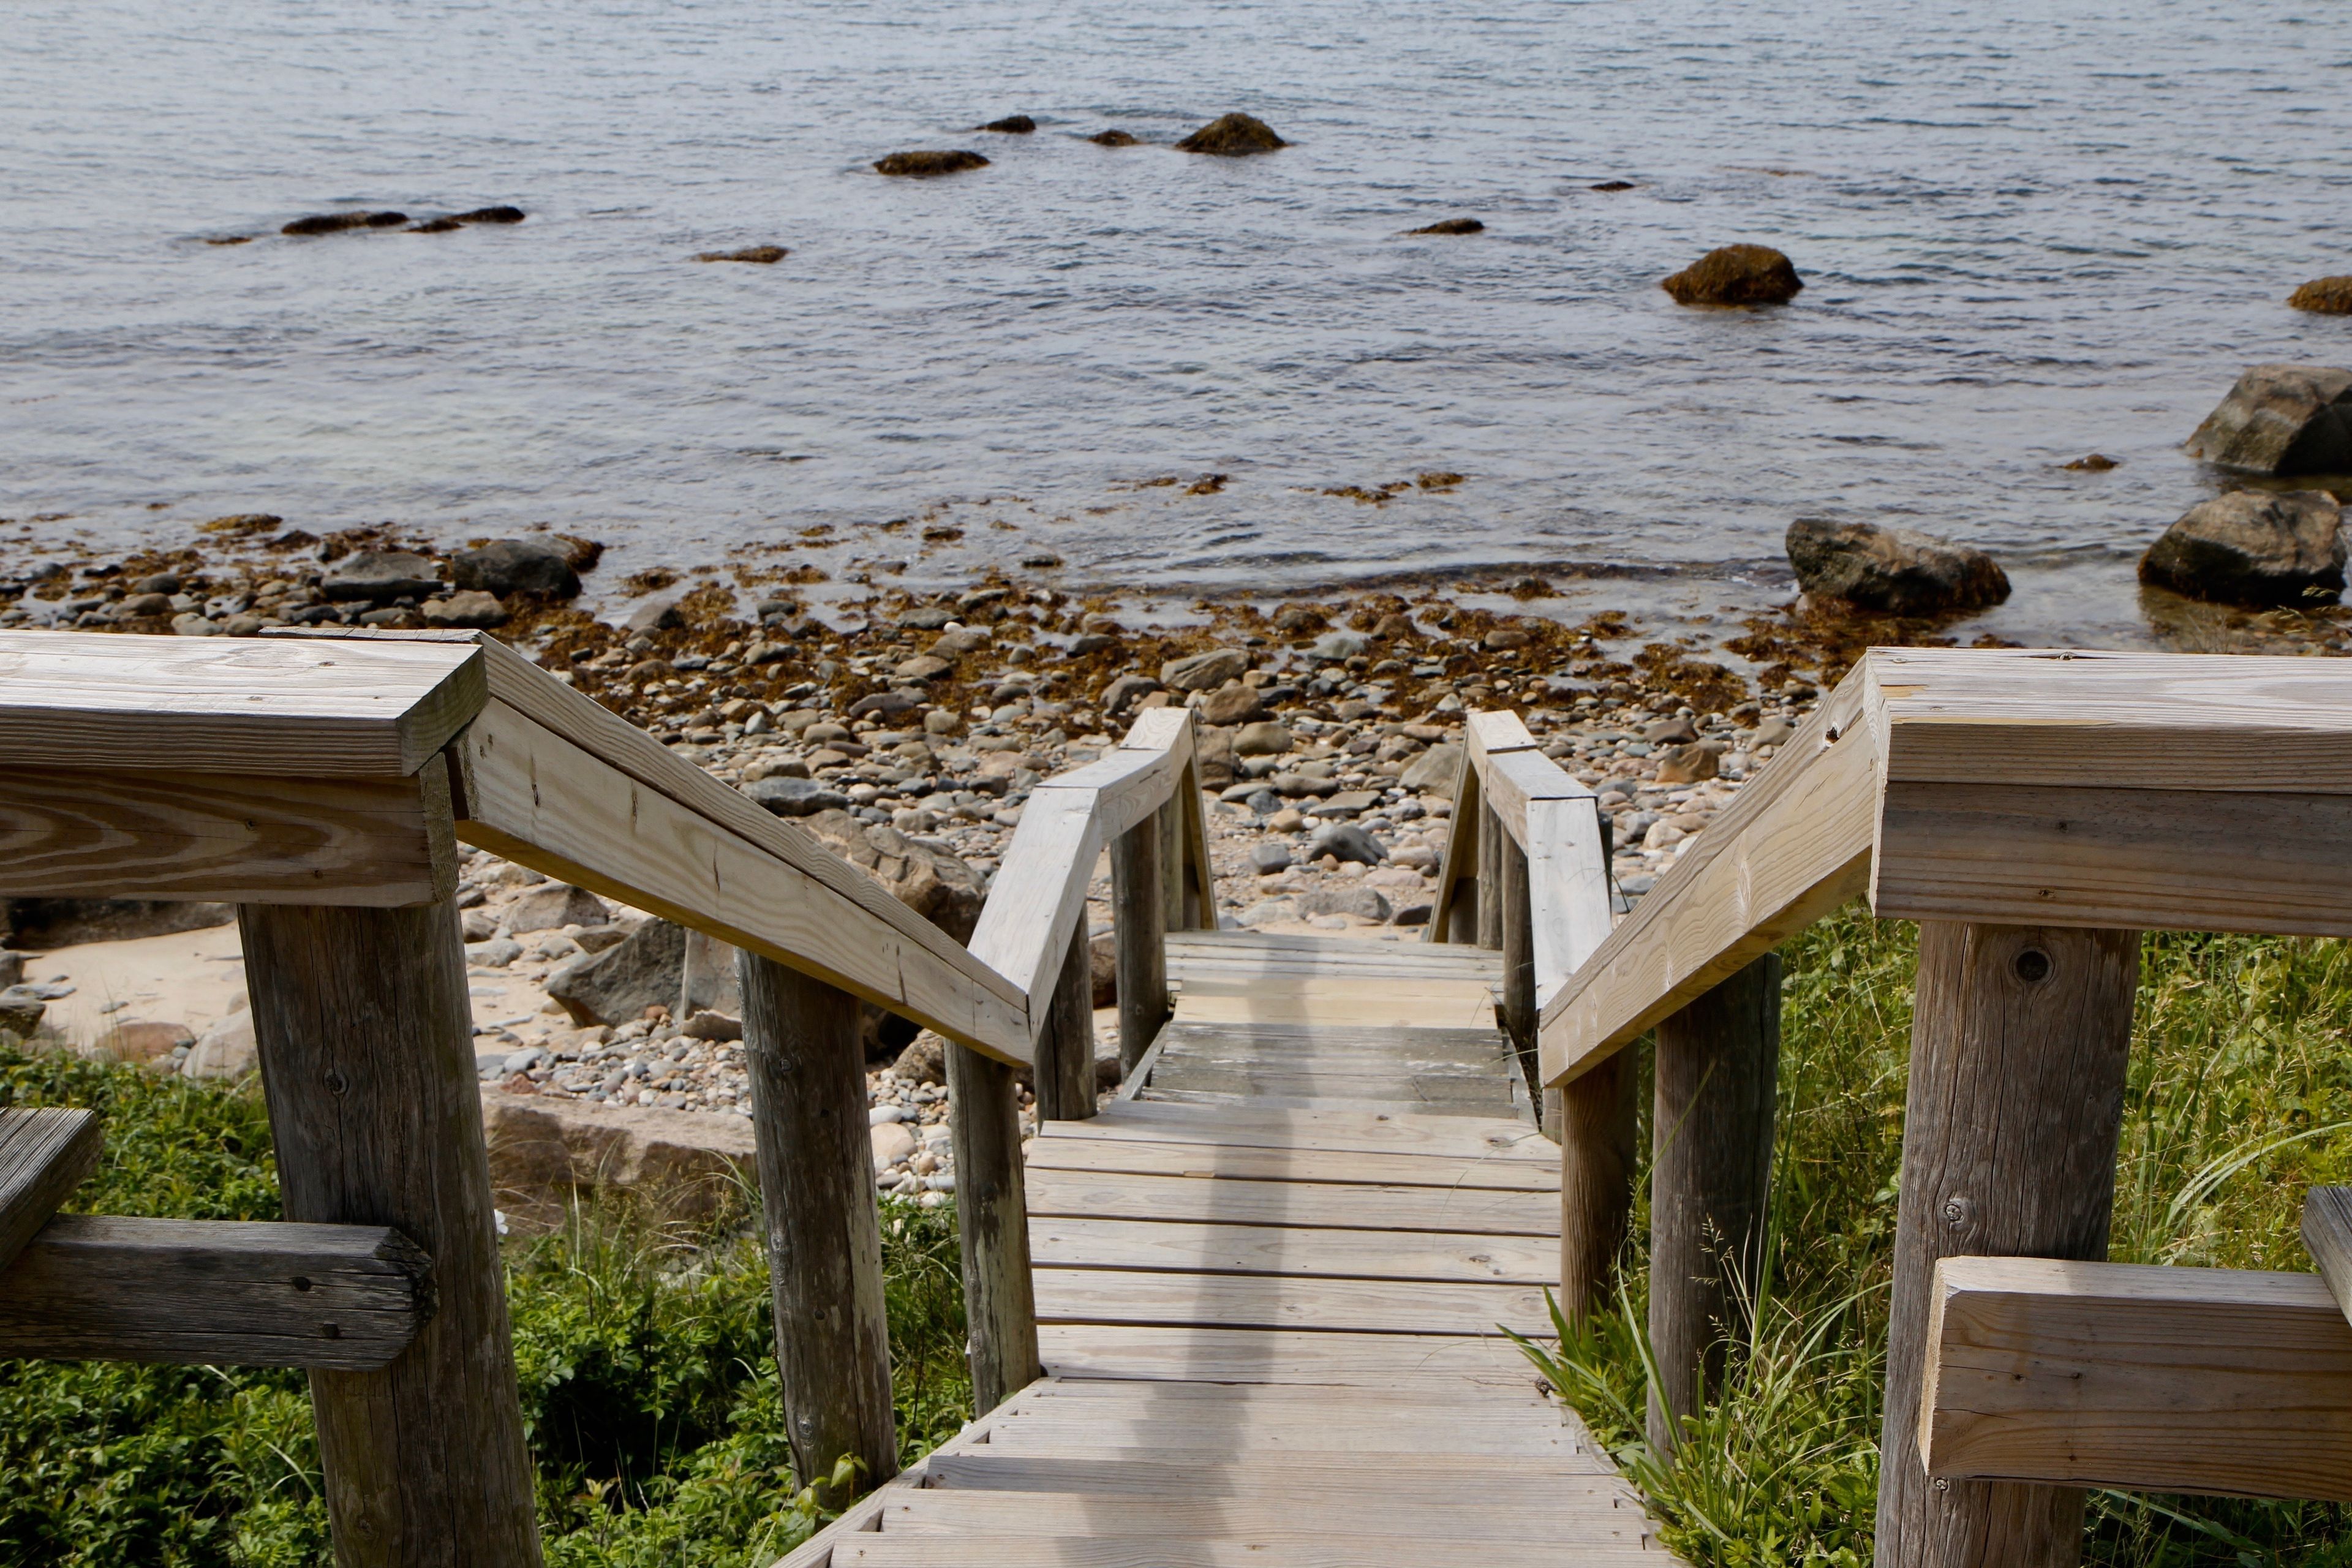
[788,930,1677,1566]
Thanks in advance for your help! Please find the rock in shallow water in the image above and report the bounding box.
[1090,129,1139,146]
[1409,217,1484,236]
[1784,518,2010,616]
[875,149,990,177]
[2288,277,2352,316]
[976,115,1035,133]
[453,538,581,598]
[696,245,788,264]
[282,210,407,235]
[1176,113,1286,156]
[1661,244,1803,306]
[2138,489,2346,606]
[2184,363,2352,477]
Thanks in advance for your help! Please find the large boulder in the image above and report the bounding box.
[2184,364,2352,476]
[1162,648,1248,692]
[451,539,581,599]
[799,811,984,944]
[322,550,442,604]
[1784,518,2011,616]
[2288,278,2352,316]
[875,150,989,177]
[1175,113,1285,156]
[1662,245,1803,307]
[546,917,686,1027]
[1400,744,1462,796]
[2138,490,2346,606]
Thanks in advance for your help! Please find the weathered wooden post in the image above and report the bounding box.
[1156,795,1185,934]
[1648,952,1781,1453]
[1496,829,1561,1137]
[1110,812,1170,1076]
[737,952,898,1502]
[1476,801,1505,950]
[1558,1050,1637,1319]
[944,1040,1041,1412]
[1875,923,2138,1568]
[1034,925,1098,1121]
[239,902,543,1568]
[1442,784,1480,946]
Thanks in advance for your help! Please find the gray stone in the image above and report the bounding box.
[502,1046,546,1076]
[1249,843,1293,875]
[1245,788,1281,817]
[2184,364,2352,477]
[421,590,508,628]
[1235,897,1300,929]
[1311,631,1370,660]
[1785,518,2010,616]
[799,810,986,944]
[1310,790,1383,818]
[681,1010,743,1042]
[930,627,990,658]
[746,777,852,816]
[184,1009,256,1079]
[1197,683,1265,726]
[466,937,523,968]
[0,952,21,989]
[505,883,608,934]
[1751,717,1796,747]
[0,988,45,1038]
[451,538,581,599]
[1161,648,1250,692]
[871,1122,918,1166]
[900,606,956,631]
[2,898,236,949]
[1233,721,1292,756]
[2139,490,2347,606]
[322,550,442,604]
[1102,674,1161,715]
[626,594,687,634]
[848,689,922,720]
[1297,884,1392,922]
[1399,744,1462,796]
[893,1030,947,1084]
[548,916,688,1027]
[1305,823,1389,865]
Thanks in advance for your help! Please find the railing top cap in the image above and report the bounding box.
[0,629,486,777]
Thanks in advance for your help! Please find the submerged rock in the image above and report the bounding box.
[1175,113,1285,156]
[454,205,526,224]
[1409,218,1484,236]
[1591,179,1637,192]
[453,538,581,598]
[2139,490,2346,606]
[695,245,788,264]
[2063,453,2119,471]
[1090,129,1139,146]
[410,217,465,233]
[875,150,990,177]
[977,115,1035,133]
[2184,364,2352,477]
[2288,277,2352,316]
[1661,244,1803,306]
[282,211,407,235]
[1785,518,2010,616]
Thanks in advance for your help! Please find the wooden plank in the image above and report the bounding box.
[1868,645,2352,794]
[967,788,1101,1037]
[841,1533,1661,1566]
[1139,1087,1525,1118]
[1052,1100,1555,1162]
[1005,1376,1558,1412]
[1038,1324,1551,1391]
[0,1108,100,1273]
[1035,1267,1553,1336]
[978,1415,1588,1457]
[1168,930,1502,968]
[0,629,484,777]
[0,1214,430,1371]
[1539,663,1880,1086]
[872,1490,1645,1542]
[1524,793,1613,1011]
[451,696,1029,1058]
[1463,709,1541,769]
[1025,1135,1558,1191]
[1034,739,1185,842]
[1110,810,1170,1077]
[1035,922,1098,1121]
[919,1451,1608,1496]
[1025,1167,1558,1235]
[1171,983,1497,1031]
[1874,778,2352,938]
[1028,1216,1558,1284]
[0,764,457,907]
[1920,1256,2352,1502]
[2303,1187,2352,1327]
[1480,746,1589,853]
[1144,1070,1517,1112]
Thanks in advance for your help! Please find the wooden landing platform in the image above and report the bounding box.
[783,932,1676,1567]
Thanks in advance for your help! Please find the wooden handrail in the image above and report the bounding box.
[1536,646,2352,1088]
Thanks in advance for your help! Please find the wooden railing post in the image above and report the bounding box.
[1497,828,1563,1136]
[1476,802,1505,950]
[944,1041,1041,1412]
[1156,795,1185,933]
[1111,813,1170,1076]
[1558,1050,1637,1320]
[1035,924,1098,1121]
[737,952,898,1502]
[1876,923,2138,1568]
[1648,952,1781,1453]
[238,902,543,1568]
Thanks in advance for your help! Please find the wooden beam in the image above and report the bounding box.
[1921,1255,2352,1502]
[0,763,459,907]
[739,952,898,1504]
[450,696,1028,1060]
[1876,922,2139,1568]
[1035,922,1098,1122]
[1427,748,1481,945]
[0,1215,430,1371]
[240,900,544,1566]
[967,789,1101,1037]
[2304,1187,2352,1327]
[0,630,484,777]
[1110,812,1170,1077]
[0,1107,100,1272]
[945,1039,1040,1412]
[1539,666,1879,1087]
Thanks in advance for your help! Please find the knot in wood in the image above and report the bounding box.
[1941,1194,1974,1231]
[2012,947,2052,984]
[322,1066,350,1096]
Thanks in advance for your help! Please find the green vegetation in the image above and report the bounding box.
[0,1042,970,1568]
[1519,910,2352,1567]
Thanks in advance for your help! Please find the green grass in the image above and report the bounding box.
[1518,910,2352,1567]
[0,1042,971,1568]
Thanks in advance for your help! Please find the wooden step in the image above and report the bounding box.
[1026,1135,1558,1192]
[870,1489,1645,1544]
[980,1411,1588,1457]
[1028,1216,1558,1284]
[1036,1267,1553,1337]
[1063,1101,1553,1162]
[1025,1168,1556,1235]
[1037,1325,1554,1391]
[837,1533,1664,1566]
[921,1451,1623,1498]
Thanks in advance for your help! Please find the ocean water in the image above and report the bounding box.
[4,0,2349,641]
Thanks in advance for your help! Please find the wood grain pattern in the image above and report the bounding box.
[1110,813,1170,1077]
[1025,1167,1558,1235]
[451,696,1029,1059]
[966,788,1100,1023]
[739,953,898,1501]
[0,1108,100,1273]
[1035,922,1098,1122]
[1035,1267,1553,1336]
[1027,1216,1557,1283]
[1047,1099,1554,1162]
[1876,922,2139,1568]
[0,630,484,777]
[0,1215,429,1371]
[946,1040,1041,1412]
[836,1534,1662,1567]
[872,1489,1640,1540]
[1024,1134,1558,1191]
[0,764,456,907]
[2304,1187,2352,1328]
[1920,1256,2352,1502]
